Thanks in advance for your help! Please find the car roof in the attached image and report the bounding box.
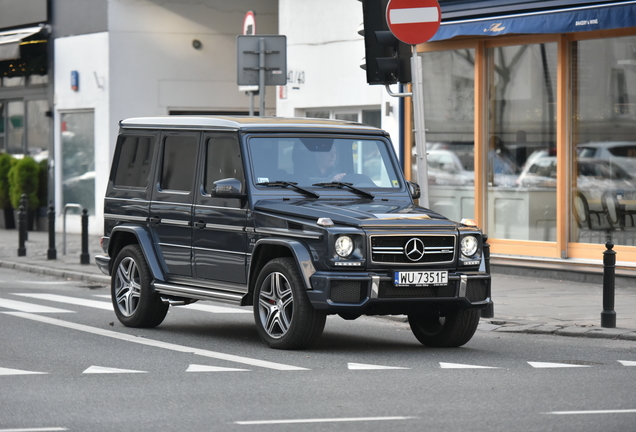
[119,116,388,136]
[577,141,636,148]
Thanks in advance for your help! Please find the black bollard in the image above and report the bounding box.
[17,204,26,256]
[601,241,616,328]
[47,205,56,260]
[80,208,89,265]
[481,234,494,318]
[20,193,28,240]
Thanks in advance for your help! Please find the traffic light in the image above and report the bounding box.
[359,0,412,85]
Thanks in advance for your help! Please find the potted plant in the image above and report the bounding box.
[8,156,39,230]
[0,153,15,229]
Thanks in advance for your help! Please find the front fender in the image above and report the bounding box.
[110,225,166,282]
[251,238,316,290]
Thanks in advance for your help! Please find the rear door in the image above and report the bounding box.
[149,131,199,277]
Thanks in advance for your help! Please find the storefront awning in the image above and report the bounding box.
[0,26,45,61]
[430,1,636,42]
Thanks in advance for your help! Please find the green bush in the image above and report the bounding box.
[8,156,39,210]
[0,153,13,209]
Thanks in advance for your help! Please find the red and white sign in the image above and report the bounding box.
[386,0,441,45]
[243,11,256,35]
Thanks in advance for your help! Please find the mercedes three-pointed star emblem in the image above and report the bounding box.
[404,238,425,262]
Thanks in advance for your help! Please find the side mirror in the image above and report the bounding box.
[407,181,421,199]
[212,178,245,197]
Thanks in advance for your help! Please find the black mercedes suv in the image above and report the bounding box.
[96,116,492,349]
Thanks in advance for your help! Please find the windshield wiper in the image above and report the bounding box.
[312,182,375,199]
[256,180,320,198]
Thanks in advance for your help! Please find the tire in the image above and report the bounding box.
[408,307,480,347]
[111,244,168,328]
[253,257,326,350]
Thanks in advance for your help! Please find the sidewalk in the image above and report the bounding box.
[0,229,634,341]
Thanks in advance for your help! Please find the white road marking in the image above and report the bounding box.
[4,312,308,371]
[0,298,73,314]
[186,364,249,372]
[14,293,112,310]
[439,362,498,369]
[235,416,417,425]
[0,367,47,376]
[347,363,409,370]
[546,409,636,415]
[83,366,147,374]
[528,361,591,368]
[0,428,68,432]
[618,360,636,366]
[389,7,438,25]
[93,294,250,314]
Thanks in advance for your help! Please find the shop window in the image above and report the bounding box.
[571,36,636,247]
[61,111,95,215]
[486,43,558,242]
[418,48,475,223]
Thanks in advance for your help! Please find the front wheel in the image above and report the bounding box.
[253,257,326,350]
[111,244,168,328]
[408,307,480,347]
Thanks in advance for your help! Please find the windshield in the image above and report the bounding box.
[248,136,402,190]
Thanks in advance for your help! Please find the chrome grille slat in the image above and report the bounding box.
[370,234,456,265]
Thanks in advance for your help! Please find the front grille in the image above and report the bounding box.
[378,281,457,299]
[329,281,367,304]
[371,235,455,264]
[466,279,489,302]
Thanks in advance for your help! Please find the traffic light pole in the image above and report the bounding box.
[410,47,429,207]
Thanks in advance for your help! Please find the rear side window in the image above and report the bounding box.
[161,134,198,191]
[113,135,155,188]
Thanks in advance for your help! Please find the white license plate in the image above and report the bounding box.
[394,271,448,287]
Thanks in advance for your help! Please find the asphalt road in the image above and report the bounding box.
[1,267,635,432]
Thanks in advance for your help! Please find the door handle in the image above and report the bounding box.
[194,221,206,229]
[149,216,161,225]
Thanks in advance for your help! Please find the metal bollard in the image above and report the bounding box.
[47,205,56,260]
[481,234,494,319]
[20,193,28,240]
[80,208,89,265]
[601,241,616,328]
[17,204,26,256]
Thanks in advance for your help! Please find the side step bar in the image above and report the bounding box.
[153,282,245,305]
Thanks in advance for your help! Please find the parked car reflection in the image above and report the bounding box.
[577,141,636,174]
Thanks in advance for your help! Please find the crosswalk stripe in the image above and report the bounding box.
[439,362,498,369]
[14,294,112,310]
[186,364,249,372]
[83,366,147,374]
[528,361,591,368]
[0,367,47,376]
[618,360,636,366]
[348,363,409,370]
[5,312,308,371]
[0,298,73,314]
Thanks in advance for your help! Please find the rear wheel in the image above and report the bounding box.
[111,244,168,328]
[408,307,480,347]
[253,257,326,350]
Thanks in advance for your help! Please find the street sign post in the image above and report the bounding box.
[386,0,441,207]
[237,35,287,117]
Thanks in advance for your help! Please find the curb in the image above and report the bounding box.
[485,320,636,341]
[0,260,110,285]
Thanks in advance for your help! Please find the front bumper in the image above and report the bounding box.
[306,270,491,315]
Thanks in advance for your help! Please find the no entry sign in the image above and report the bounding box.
[386,0,441,45]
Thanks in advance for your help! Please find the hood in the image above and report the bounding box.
[253,199,460,228]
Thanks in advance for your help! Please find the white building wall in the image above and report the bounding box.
[54,32,110,235]
[277,0,403,152]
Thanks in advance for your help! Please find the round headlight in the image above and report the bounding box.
[461,236,478,257]
[335,236,354,258]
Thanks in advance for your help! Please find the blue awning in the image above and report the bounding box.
[430,1,636,41]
